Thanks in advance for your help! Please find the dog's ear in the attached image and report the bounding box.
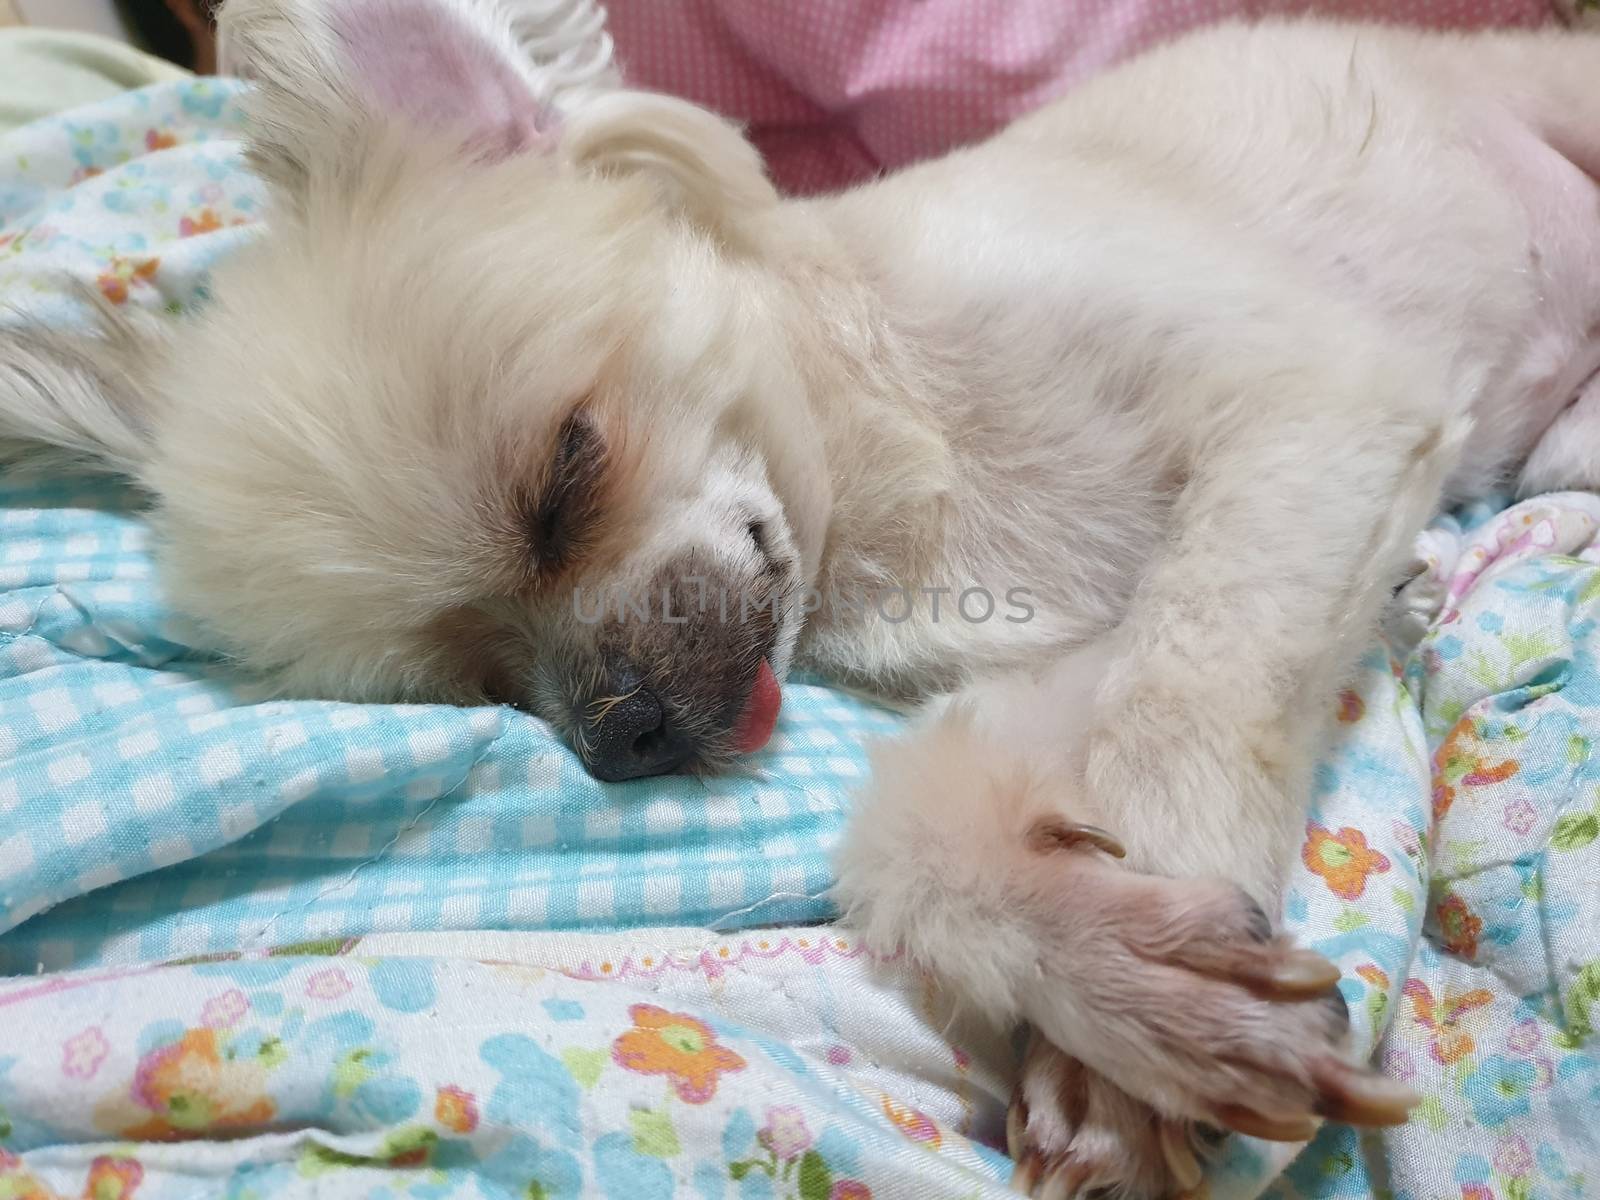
[222,0,777,244]
[0,297,165,478]
[561,92,779,250]
[219,0,557,199]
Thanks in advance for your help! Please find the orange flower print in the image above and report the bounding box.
[1336,688,1365,724]
[145,129,179,152]
[1354,962,1393,1024]
[94,1027,276,1140]
[1430,779,1453,822]
[611,1004,746,1103]
[179,208,222,238]
[1301,824,1391,900]
[96,256,160,305]
[1355,964,1390,989]
[82,1156,144,1200]
[434,1085,479,1134]
[1431,715,1518,820]
[881,1096,942,1149]
[1436,893,1483,959]
[1402,980,1493,1064]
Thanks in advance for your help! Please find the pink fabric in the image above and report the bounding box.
[604,0,1557,194]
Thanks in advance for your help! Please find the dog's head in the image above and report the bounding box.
[0,0,834,779]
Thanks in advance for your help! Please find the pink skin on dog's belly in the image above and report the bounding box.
[1472,103,1600,440]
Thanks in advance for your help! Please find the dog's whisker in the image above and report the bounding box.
[582,684,643,724]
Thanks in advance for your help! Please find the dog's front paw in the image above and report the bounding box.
[1009,1035,1205,1199]
[1016,847,1419,1147]
[832,695,1415,1190]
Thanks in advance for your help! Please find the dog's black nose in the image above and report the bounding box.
[579,671,692,781]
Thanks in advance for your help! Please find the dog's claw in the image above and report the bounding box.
[1249,948,1343,998]
[1159,1122,1203,1192]
[1036,1159,1092,1200]
[1213,1104,1319,1143]
[1007,1097,1027,1161]
[1311,1060,1421,1126]
[1188,926,1344,1000]
[1009,1149,1044,1194]
[1026,818,1127,859]
[1069,823,1127,858]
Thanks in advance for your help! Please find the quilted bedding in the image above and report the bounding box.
[3,483,1599,1200]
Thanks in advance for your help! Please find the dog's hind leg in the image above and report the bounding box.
[1490,32,1600,498]
[1519,371,1600,496]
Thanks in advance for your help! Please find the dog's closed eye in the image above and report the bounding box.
[522,412,605,571]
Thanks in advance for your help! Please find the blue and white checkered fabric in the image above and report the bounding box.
[0,81,903,973]
[0,468,902,974]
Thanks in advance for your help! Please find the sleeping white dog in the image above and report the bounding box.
[3,0,1598,1194]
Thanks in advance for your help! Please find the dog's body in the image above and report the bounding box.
[822,25,1600,1192]
[2,1,1597,1194]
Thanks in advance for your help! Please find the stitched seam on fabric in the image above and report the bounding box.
[238,726,507,950]
[0,585,60,647]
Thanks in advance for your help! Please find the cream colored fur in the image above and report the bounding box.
[2,3,1598,1195]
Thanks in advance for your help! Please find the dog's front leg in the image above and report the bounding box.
[837,364,1454,1195]
[837,653,1393,1197]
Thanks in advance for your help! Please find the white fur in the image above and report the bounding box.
[2,5,1598,1192]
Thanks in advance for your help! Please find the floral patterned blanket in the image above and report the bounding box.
[0,928,1019,1200]
[0,78,1596,1200]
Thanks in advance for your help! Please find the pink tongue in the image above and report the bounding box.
[733,659,781,754]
